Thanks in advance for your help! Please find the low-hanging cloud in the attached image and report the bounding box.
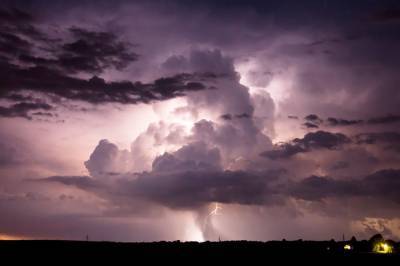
[297,114,400,129]
[0,102,53,120]
[290,169,400,203]
[42,166,400,211]
[260,130,351,159]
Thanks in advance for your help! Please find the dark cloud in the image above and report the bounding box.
[0,8,219,117]
[362,169,400,202]
[220,113,251,121]
[262,129,400,161]
[0,7,137,74]
[236,113,251,119]
[296,114,400,128]
[0,7,46,39]
[44,169,284,210]
[0,61,217,107]
[220,114,233,120]
[367,114,400,125]
[0,102,53,120]
[355,132,400,152]
[294,131,350,149]
[355,132,400,145]
[2,93,35,102]
[43,167,400,210]
[261,131,351,159]
[302,122,319,129]
[302,114,323,128]
[0,8,33,24]
[327,117,363,126]
[289,175,356,201]
[18,27,138,74]
[0,8,50,64]
[62,27,137,72]
[31,111,55,117]
[40,175,97,190]
[128,169,282,209]
[304,114,322,123]
[260,143,306,160]
[290,169,400,203]
[0,31,32,58]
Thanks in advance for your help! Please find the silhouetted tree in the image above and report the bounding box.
[369,233,384,244]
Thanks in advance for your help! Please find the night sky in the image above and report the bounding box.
[1,0,400,242]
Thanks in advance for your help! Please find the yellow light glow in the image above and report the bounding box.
[0,234,23,240]
[344,244,352,250]
[373,242,393,254]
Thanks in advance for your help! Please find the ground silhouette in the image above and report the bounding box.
[1,237,399,263]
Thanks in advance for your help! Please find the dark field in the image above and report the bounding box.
[1,240,399,262]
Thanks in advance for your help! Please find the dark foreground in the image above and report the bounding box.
[1,240,399,262]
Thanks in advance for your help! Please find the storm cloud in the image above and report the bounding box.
[1,0,400,242]
[261,131,351,159]
[290,169,400,203]
[43,166,400,212]
[0,8,221,119]
[0,102,53,119]
[0,61,218,114]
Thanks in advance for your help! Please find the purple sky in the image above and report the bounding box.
[1,0,400,241]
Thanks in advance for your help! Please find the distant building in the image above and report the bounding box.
[343,244,352,251]
[373,242,393,254]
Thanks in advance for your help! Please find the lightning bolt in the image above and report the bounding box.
[197,202,223,241]
[209,203,222,216]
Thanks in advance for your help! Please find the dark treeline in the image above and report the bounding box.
[0,234,399,263]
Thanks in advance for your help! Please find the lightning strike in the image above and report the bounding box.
[209,203,222,216]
